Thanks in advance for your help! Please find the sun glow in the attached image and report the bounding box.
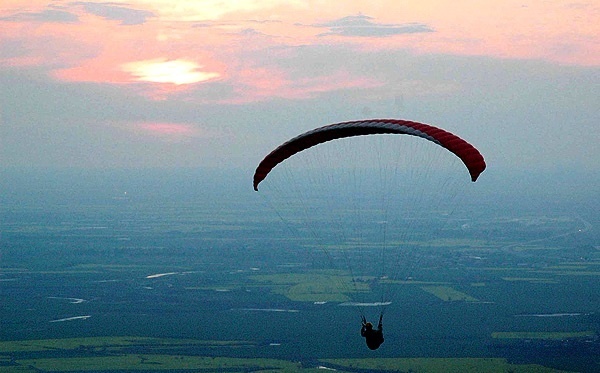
[122,59,220,85]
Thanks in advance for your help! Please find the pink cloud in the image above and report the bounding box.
[138,123,194,135]
[225,67,384,103]
[131,122,223,142]
[2,0,597,107]
[130,122,209,143]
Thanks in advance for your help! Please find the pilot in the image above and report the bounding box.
[361,314,384,350]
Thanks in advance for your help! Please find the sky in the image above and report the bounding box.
[0,1,598,183]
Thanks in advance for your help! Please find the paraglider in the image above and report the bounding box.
[253,118,485,350]
[253,119,486,191]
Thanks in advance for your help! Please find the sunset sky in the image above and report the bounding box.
[0,1,598,182]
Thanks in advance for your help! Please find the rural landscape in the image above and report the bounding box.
[0,168,598,372]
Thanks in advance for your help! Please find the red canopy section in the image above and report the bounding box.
[253,119,486,191]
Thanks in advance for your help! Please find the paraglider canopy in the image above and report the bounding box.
[253,119,486,191]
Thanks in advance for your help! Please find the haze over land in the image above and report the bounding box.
[1,167,599,371]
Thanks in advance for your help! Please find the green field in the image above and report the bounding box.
[420,285,479,302]
[321,357,575,373]
[4,355,304,373]
[250,271,370,302]
[0,337,581,372]
[492,331,596,340]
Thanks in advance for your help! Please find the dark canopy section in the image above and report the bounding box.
[253,119,486,191]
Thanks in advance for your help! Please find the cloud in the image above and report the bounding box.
[0,35,98,69]
[1,50,598,172]
[138,123,194,135]
[0,8,79,24]
[126,0,305,22]
[0,39,32,60]
[73,2,155,25]
[0,2,154,26]
[316,14,434,37]
[133,122,216,142]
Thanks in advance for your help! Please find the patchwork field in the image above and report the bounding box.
[1,172,598,372]
[0,337,580,372]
